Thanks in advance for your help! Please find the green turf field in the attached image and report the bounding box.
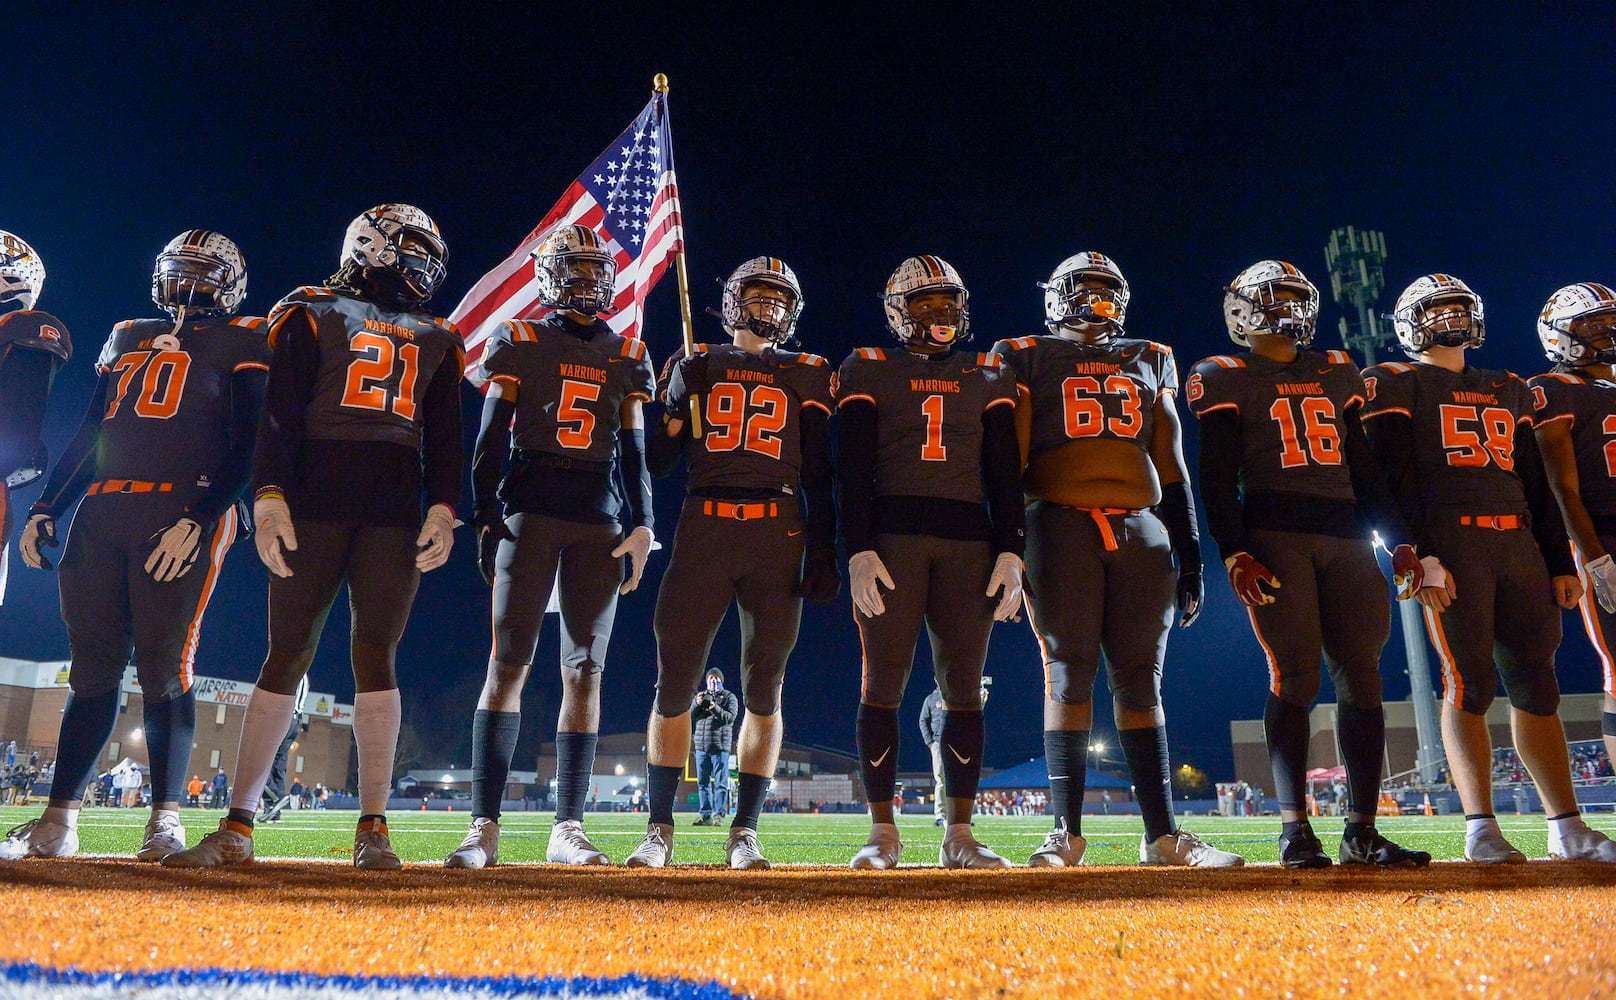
[6,805,1613,866]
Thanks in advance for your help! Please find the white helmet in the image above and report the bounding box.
[1393,274,1485,355]
[721,256,803,343]
[1042,251,1129,335]
[152,230,247,318]
[883,255,969,347]
[1224,260,1319,347]
[341,204,447,304]
[0,231,46,311]
[532,224,617,315]
[1539,282,1616,367]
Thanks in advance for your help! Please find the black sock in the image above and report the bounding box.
[49,689,120,801]
[1342,820,1375,840]
[732,773,769,831]
[1548,811,1580,822]
[554,731,599,823]
[1281,819,1310,837]
[1120,725,1175,842]
[226,807,256,829]
[648,764,682,826]
[142,691,196,804]
[470,709,521,821]
[856,703,900,805]
[940,708,985,802]
[1336,702,1385,816]
[1465,813,1495,822]
[1263,694,1310,812]
[1044,729,1088,836]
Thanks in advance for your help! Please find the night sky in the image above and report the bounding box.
[4,7,1611,783]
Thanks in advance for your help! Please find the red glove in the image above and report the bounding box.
[1391,543,1424,599]
[1224,552,1281,607]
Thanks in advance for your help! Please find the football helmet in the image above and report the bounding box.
[1223,260,1319,346]
[1538,282,1616,367]
[341,204,447,304]
[533,224,617,316]
[152,230,247,318]
[721,256,803,343]
[1392,274,1485,355]
[883,255,969,347]
[1042,252,1129,334]
[0,230,46,311]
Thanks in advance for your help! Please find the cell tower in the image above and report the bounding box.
[1323,227,1444,785]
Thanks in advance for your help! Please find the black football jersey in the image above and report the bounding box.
[834,347,1017,504]
[1186,348,1365,503]
[92,315,271,482]
[0,309,72,363]
[478,316,656,463]
[1361,360,1533,515]
[663,343,833,495]
[991,335,1178,456]
[1530,370,1616,517]
[267,286,464,450]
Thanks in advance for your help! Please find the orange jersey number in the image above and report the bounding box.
[1439,403,1515,470]
[556,379,602,450]
[105,350,192,420]
[341,332,421,420]
[703,383,789,459]
[1269,396,1341,468]
[920,393,947,462]
[1061,375,1143,439]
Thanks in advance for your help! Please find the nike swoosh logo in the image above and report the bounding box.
[608,357,624,363]
[1492,381,1507,388]
[868,748,891,768]
[961,367,978,373]
[948,745,973,765]
[787,529,803,537]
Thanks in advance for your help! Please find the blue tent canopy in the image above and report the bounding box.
[978,757,1132,790]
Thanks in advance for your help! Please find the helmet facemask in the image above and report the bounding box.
[533,229,617,316]
[153,243,246,318]
[1044,273,1127,337]
[0,231,45,313]
[1565,310,1616,367]
[1230,279,1317,346]
[1405,292,1484,352]
[733,280,799,343]
[903,289,968,348]
[341,206,447,306]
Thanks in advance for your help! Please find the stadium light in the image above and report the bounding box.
[129,728,143,742]
[1089,741,1105,753]
[440,774,453,784]
[614,763,626,776]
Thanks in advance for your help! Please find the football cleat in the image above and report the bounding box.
[1041,251,1129,336]
[1141,828,1245,867]
[1027,820,1086,868]
[0,230,47,311]
[1465,824,1528,865]
[161,819,253,868]
[1278,824,1332,869]
[353,820,403,871]
[849,823,903,870]
[152,230,247,318]
[1339,826,1431,867]
[720,256,804,344]
[1548,821,1616,862]
[546,819,610,866]
[1392,273,1485,355]
[532,224,616,315]
[135,814,187,862]
[940,826,1011,869]
[624,823,674,868]
[1223,260,1319,346]
[0,816,78,861]
[883,256,969,348]
[444,817,500,870]
[1538,282,1616,368]
[725,827,773,870]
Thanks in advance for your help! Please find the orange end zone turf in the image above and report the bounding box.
[2,862,1614,998]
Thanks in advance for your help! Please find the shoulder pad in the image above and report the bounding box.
[280,285,336,306]
[1324,349,1355,366]
[794,352,828,367]
[1144,341,1173,356]
[1197,355,1245,370]
[620,337,648,361]
[502,320,537,343]
[113,320,137,332]
[975,352,1002,368]
[1001,336,1039,351]
[690,343,710,355]
[856,347,887,361]
[1374,361,1416,375]
[1531,372,1580,385]
[229,316,266,329]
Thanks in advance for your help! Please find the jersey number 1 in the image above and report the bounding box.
[342,332,420,420]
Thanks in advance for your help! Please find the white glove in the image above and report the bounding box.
[1418,555,1448,592]
[849,550,895,618]
[985,551,1025,622]
[19,513,57,570]
[1587,553,1616,614]
[612,525,654,594]
[254,495,298,579]
[143,518,202,582]
[415,503,458,572]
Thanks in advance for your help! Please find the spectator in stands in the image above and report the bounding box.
[210,768,228,809]
[691,668,738,826]
[920,686,946,827]
[186,776,204,808]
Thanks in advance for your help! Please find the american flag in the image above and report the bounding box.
[451,90,683,373]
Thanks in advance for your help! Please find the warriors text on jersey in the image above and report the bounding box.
[1530,371,1616,517]
[663,344,832,495]
[991,335,1177,456]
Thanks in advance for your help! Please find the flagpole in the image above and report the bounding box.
[656,72,703,438]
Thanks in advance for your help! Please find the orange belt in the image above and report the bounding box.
[86,479,174,496]
[701,500,779,521]
[1080,507,1142,552]
[1459,515,1523,530]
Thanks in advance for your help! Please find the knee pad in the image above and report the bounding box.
[1604,712,1616,737]
[1503,666,1560,717]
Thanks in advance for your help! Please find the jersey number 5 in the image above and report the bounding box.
[557,379,601,450]
[1269,397,1341,468]
[705,383,788,459]
[106,351,192,420]
[342,332,420,420]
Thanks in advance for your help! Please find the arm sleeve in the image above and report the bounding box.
[32,375,109,518]
[1517,422,1576,578]
[471,393,515,517]
[1363,411,1422,541]
[616,427,653,530]
[1195,408,1248,560]
[836,399,878,555]
[1154,479,1202,577]
[981,402,1026,557]
[800,405,836,552]
[186,367,269,526]
[0,347,55,476]
[251,308,320,500]
[1342,403,1413,546]
[421,348,466,514]
[645,411,686,477]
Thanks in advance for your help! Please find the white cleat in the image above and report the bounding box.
[725,827,772,870]
[162,819,253,868]
[940,825,1011,869]
[444,817,500,870]
[1027,820,1086,868]
[849,823,903,870]
[0,817,79,861]
[547,819,610,866]
[353,822,403,870]
[624,824,674,868]
[1466,825,1528,865]
[135,814,186,862]
[1548,822,1616,863]
[1141,828,1245,867]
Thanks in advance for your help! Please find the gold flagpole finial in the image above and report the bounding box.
[653,73,669,93]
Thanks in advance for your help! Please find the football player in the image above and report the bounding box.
[165,206,464,870]
[1363,274,1616,863]
[1187,260,1431,868]
[623,257,837,870]
[838,256,1024,870]
[444,225,655,870]
[2,231,264,862]
[1530,283,1616,770]
[0,231,71,603]
[994,252,1240,869]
